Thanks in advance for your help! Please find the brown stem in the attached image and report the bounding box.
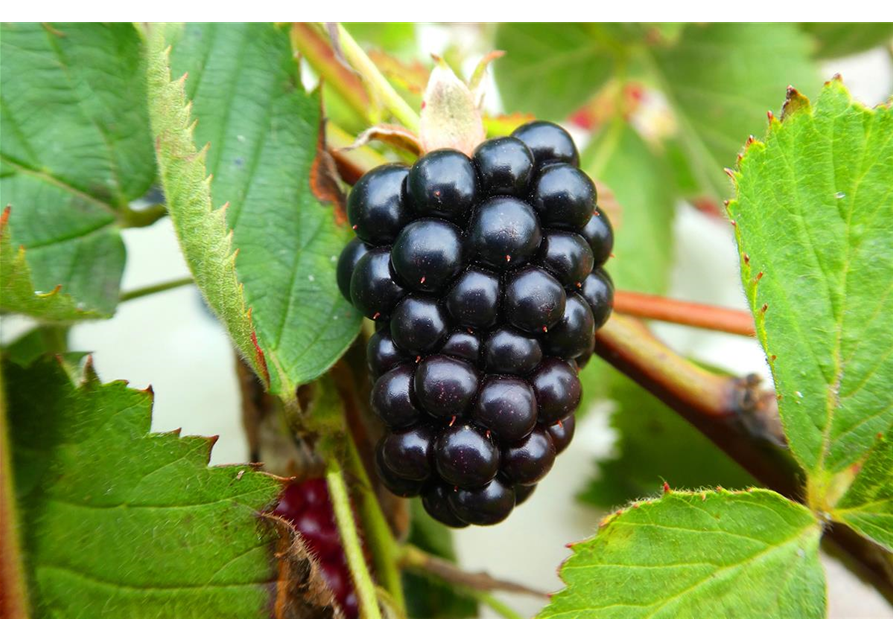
[613,291,756,337]
[400,545,548,599]
[0,357,30,618]
[594,313,893,606]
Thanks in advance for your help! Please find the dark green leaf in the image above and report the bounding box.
[403,500,478,619]
[579,371,753,509]
[800,23,893,59]
[494,23,617,120]
[154,23,362,393]
[5,357,285,618]
[0,23,156,317]
[647,23,819,203]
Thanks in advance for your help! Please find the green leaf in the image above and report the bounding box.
[579,372,753,509]
[344,23,417,58]
[646,23,819,203]
[800,23,893,59]
[4,356,285,618]
[403,500,478,619]
[540,489,826,619]
[576,120,676,409]
[146,26,269,388]
[1,208,104,321]
[158,23,362,393]
[834,434,893,552]
[727,79,893,496]
[0,23,156,317]
[494,23,617,121]
[640,23,687,45]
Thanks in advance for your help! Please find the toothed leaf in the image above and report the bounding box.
[3,357,286,618]
[146,25,268,387]
[650,23,819,203]
[727,80,893,493]
[834,434,893,552]
[153,23,361,393]
[0,23,156,317]
[1,208,104,321]
[540,489,825,619]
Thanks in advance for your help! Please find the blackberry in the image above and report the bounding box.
[380,424,434,482]
[501,427,556,485]
[434,423,500,488]
[337,121,614,527]
[391,219,464,293]
[445,268,501,329]
[482,326,542,375]
[347,163,411,246]
[472,376,538,442]
[273,479,361,617]
[414,355,480,419]
[512,120,579,168]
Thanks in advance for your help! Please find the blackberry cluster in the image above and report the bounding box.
[274,479,359,617]
[337,121,614,527]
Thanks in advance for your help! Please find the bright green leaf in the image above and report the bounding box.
[146,26,269,388]
[801,23,893,59]
[0,23,156,317]
[727,79,893,495]
[494,23,617,120]
[540,489,826,619]
[4,357,284,618]
[579,371,753,509]
[161,23,361,393]
[834,434,893,552]
[577,120,676,409]
[646,23,819,203]
[344,23,417,58]
[1,209,105,321]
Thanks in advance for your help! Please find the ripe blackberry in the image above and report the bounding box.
[391,219,464,293]
[273,479,360,617]
[337,121,614,527]
[347,163,411,246]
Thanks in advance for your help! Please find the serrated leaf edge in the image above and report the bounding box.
[145,31,270,388]
[0,206,107,321]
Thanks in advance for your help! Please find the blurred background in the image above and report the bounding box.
[2,23,892,618]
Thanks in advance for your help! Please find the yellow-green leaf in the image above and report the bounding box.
[540,489,825,619]
[727,79,893,496]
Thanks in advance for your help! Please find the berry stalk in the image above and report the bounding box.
[323,447,382,619]
[309,23,420,132]
[612,290,755,336]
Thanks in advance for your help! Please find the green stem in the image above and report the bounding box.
[324,447,382,619]
[313,22,420,132]
[38,325,69,354]
[119,276,194,303]
[121,203,167,228]
[343,429,407,615]
[471,591,523,619]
